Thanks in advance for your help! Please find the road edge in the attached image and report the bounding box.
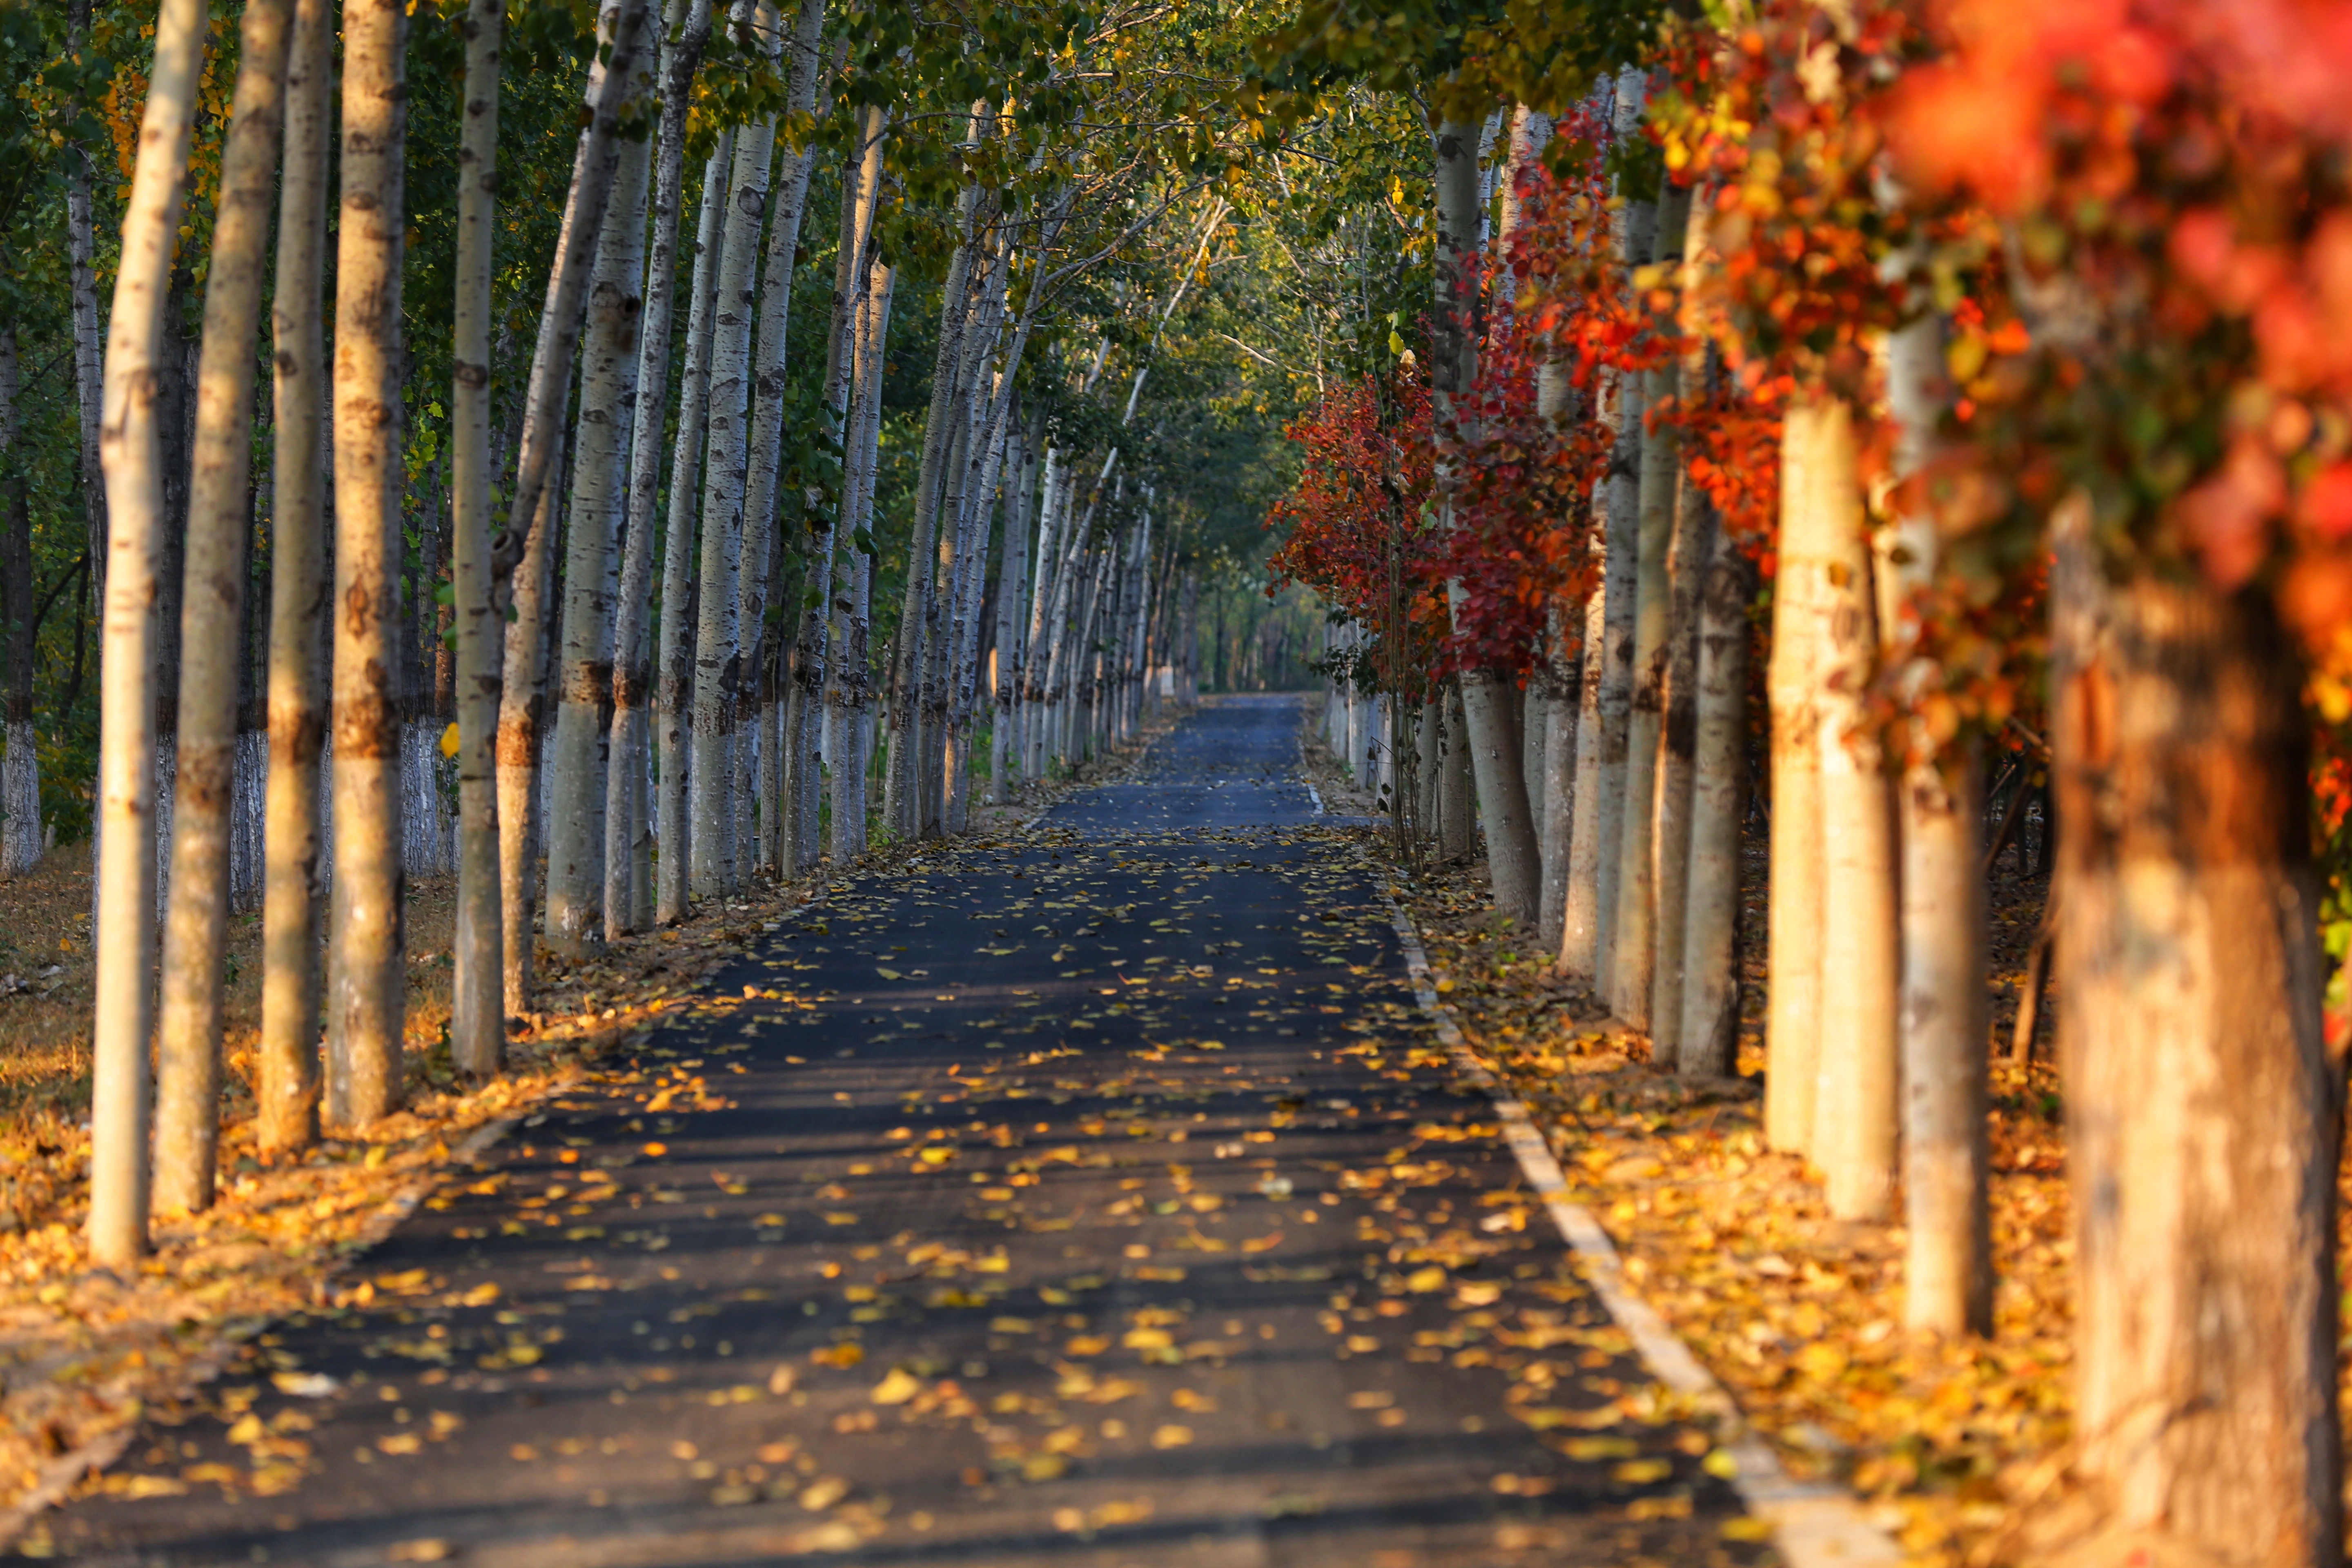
[0,1114,527,1553]
[1373,882,1903,1568]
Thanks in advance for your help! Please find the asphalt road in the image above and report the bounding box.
[45,693,1758,1566]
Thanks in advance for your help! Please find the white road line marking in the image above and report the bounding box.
[1381,890,1901,1568]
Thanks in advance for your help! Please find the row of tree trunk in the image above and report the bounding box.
[82,0,1199,1267]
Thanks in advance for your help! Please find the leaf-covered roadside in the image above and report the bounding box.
[0,731,1174,1533]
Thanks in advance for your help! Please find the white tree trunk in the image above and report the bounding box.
[1763,402,1829,1157]
[259,0,333,1144]
[1801,394,1898,1221]
[326,0,411,1131]
[655,131,733,922]
[1885,306,1991,1332]
[547,127,650,956]
[609,0,711,936]
[497,0,653,1008]
[91,0,208,1262]
[829,258,892,861]
[154,0,295,1214]
[691,60,777,898]
[0,332,37,880]
[1676,523,1751,1074]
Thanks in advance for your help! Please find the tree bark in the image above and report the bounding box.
[829,257,893,862]
[496,0,653,1007]
[655,131,733,922]
[546,128,652,958]
[990,411,1036,804]
[605,0,709,938]
[2053,497,2341,1564]
[153,0,295,1213]
[326,0,411,1131]
[89,0,208,1264]
[1801,393,1898,1221]
[1608,181,1693,1029]
[66,0,107,589]
[1763,401,1829,1157]
[1884,306,1991,1333]
[258,0,333,1149]
[450,0,506,1073]
[1431,116,1537,924]
[691,47,778,898]
[0,331,36,879]
[1648,468,1714,1057]
[801,106,882,870]
[736,0,826,878]
[1676,523,1751,1074]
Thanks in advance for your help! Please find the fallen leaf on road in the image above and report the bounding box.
[1150,1424,1193,1449]
[871,1368,923,1404]
[386,1541,454,1562]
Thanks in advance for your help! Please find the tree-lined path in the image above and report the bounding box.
[45,697,1747,1566]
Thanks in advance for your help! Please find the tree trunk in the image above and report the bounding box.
[66,0,106,588]
[885,190,984,840]
[1431,116,1537,924]
[802,106,882,870]
[691,64,777,900]
[1885,306,1991,1333]
[1803,394,1898,1221]
[1676,523,1751,1074]
[2054,499,2341,1564]
[989,411,1035,804]
[258,0,333,1149]
[830,258,893,861]
[1648,468,1714,1058]
[1608,181,1693,1029]
[326,0,410,1131]
[546,127,652,959]
[153,0,295,1213]
[89,0,207,1264]
[655,131,733,922]
[0,332,36,879]
[737,0,826,879]
[450,0,506,1073]
[608,0,711,938]
[1763,400,1829,1157]
[495,0,653,1007]
[1564,71,1653,984]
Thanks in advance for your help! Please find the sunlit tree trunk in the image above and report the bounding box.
[497,0,653,1006]
[692,34,777,898]
[450,0,506,1071]
[609,0,711,938]
[656,131,732,922]
[153,0,294,1213]
[1801,394,1898,1220]
[1763,400,1829,1157]
[258,0,332,1148]
[1886,309,1990,1334]
[2052,496,2341,1564]
[1564,80,1651,980]
[90,0,208,1265]
[546,127,652,959]
[1648,477,1714,1058]
[325,0,411,1130]
[1608,181,1692,1028]
[1676,522,1751,1074]
[0,333,36,879]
